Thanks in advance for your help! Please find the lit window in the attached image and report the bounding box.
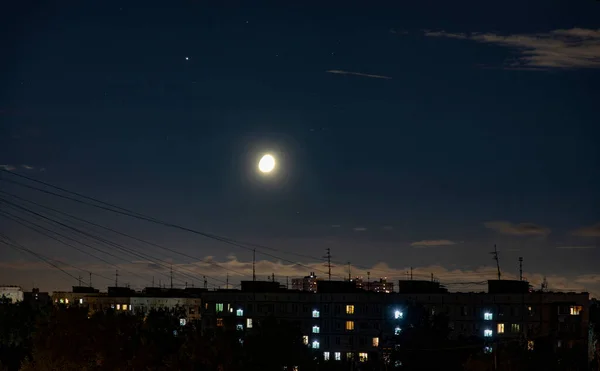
[312,340,320,349]
[116,304,121,310]
[557,340,562,348]
[236,309,244,317]
[216,303,223,313]
[372,337,379,347]
[236,324,243,331]
[79,298,83,304]
[570,306,582,315]
[180,318,187,326]
[511,324,520,333]
[484,312,493,320]
[527,340,534,351]
[394,326,401,335]
[346,353,354,361]
[345,321,355,331]
[303,335,309,345]
[323,352,330,361]
[346,305,355,314]
[312,309,320,318]
[65,298,69,304]
[394,310,403,319]
[59,298,64,304]
[484,346,493,354]
[484,329,493,337]
[359,353,368,362]
[122,304,128,310]
[334,352,341,361]
[216,318,223,327]
[246,318,252,328]
[312,325,320,334]
[497,323,504,333]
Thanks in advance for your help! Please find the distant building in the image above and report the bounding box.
[24,288,50,306]
[0,285,24,303]
[292,272,318,292]
[351,277,395,293]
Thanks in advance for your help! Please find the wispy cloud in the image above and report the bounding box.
[0,164,16,171]
[21,164,34,170]
[326,70,392,80]
[484,221,550,236]
[353,227,367,232]
[411,239,457,248]
[572,222,600,237]
[556,245,596,249]
[1,164,38,171]
[423,28,600,69]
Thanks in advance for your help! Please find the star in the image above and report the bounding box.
[185,57,189,61]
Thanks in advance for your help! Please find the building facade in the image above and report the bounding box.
[0,285,24,303]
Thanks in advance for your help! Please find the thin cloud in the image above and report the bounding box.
[556,246,596,249]
[326,70,392,80]
[572,222,600,237]
[0,164,16,171]
[353,227,367,232]
[423,28,600,69]
[21,164,34,170]
[411,239,457,247]
[484,221,550,236]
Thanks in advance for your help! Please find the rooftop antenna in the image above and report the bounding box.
[203,276,207,289]
[226,273,229,289]
[410,267,413,280]
[272,273,275,282]
[367,271,371,291]
[347,262,351,281]
[170,264,173,289]
[431,273,434,282]
[115,269,119,287]
[286,276,289,289]
[252,248,256,282]
[323,248,333,281]
[519,257,523,281]
[490,245,501,280]
[78,275,82,286]
[541,276,548,292]
[89,272,92,288]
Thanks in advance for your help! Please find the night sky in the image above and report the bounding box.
[1,1,599,296]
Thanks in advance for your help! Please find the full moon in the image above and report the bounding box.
[258,154,276,173]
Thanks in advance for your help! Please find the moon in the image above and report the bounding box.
[258,154,276,173]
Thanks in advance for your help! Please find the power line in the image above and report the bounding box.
[0,173,345,280]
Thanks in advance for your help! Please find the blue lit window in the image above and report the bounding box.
[312,340,320,349]
[394,326,402,335]
[312,325,320,334]
[312,309,320,318]
[394,310,403,319]
[236,309,244,317]
[484,312,493,320]
[484,329,493,337]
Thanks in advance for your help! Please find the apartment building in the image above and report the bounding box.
[199,279,590,367]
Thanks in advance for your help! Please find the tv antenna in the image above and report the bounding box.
[490,244,501,280]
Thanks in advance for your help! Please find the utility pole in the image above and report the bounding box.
[89,272,92,288]
[519,257,523,281]
[252,248,256,282]
[410,267,413,280]
[272,273,275,283]
[203,276,207,289]
[367,271,371,291]
[170,264,173,289]
[431,273,434,282]
[323,248,332,281]
[115,270,119,287]
[286,276,289,289]
[78,275,82,286]
[491,244,501,280]
[226,273,229,289]
[347,262,351,281]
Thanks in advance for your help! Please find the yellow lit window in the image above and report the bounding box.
[216,318,223,327]
[570,306,582,315]
[359,353,368,362]
[497,323,504,334]
[122,304,128,310]
[246,318,253,328]
[372,337,379,347]
[116,304,121,310]
[345,321,354,331]
[527,340,534,351]
[346,305,355,314]
[303,335,309,345]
